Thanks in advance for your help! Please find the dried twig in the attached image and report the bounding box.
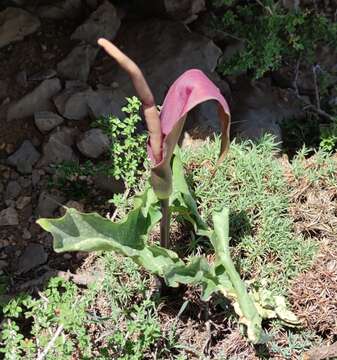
[36,324,64,360]
[312,65,321,110]
[293,59,335,121]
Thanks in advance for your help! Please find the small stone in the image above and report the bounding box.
[7,78,62,121]
[71,1,120,46]
[57,44,98,82]
[16,196,31,210]
[63,253,72,259]
[18,176,31,188]
[37,191,65,217]
[38,127,79,166]
[0,207,19,226]
[34,111,64,133]
[7,140,41,174]
[4,180,21,200]
[0,7,41,49]
[17,243,48,274]
[76,128,110,159]
[22,229,31,239]
[53,84,93,120]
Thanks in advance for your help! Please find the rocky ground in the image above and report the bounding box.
[0,1,336,355]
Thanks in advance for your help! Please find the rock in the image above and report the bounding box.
[0,80,8,100]
[231,78,304,143]
[94,173,124,194]
[16,196,31,210]
[104,19,223,134]
[38,127,79,167]
[17,243,48,274]
[54,83,93,120]
[164,0,205,20]
[0,207,19,226]
[76,128,110,158]
[71,1,120,45]
[22,229,31,239]
[7,78,62,121]
[59,200,84,216]
[37,0,82,19]
[87,88,126,119]
[37,191,65,217]
[7,140,41,174]
[4,180,21,200]
[29,69,57,82]
[18,176,31,188]
[57,44,99,82]
[34,111,64,133]
[0,7,40,49]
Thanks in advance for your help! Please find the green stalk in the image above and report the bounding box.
[212,208,264,343]
[160,199,170,248]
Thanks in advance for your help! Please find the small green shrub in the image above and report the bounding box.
[212,2,337,79]
[93,96,147,188]
[320,120,337,152]
[0,278,92,359]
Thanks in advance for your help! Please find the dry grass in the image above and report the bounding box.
[279,153,337,339]
[290,243,337,337]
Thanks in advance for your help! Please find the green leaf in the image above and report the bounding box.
[37,150,298,345]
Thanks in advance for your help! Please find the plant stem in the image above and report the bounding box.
[160,199,170,248]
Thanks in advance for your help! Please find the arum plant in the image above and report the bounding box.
[37,39,299,344]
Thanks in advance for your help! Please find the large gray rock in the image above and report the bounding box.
[77,128,110,158]
[54,83,93,120]
[0,207,19,226]
[103,19,223,134]
[231,79,304,143]
[17,243,48,274]
[37,0,82,19]
[7,78,62,121]
[38,127,79,166]
[71,1,120,45]
[7,140,41,174]
[34,111,64,133]
[0,7,40,49]
[57,44,99,82]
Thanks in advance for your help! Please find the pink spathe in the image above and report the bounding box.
[148,69,230,163]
